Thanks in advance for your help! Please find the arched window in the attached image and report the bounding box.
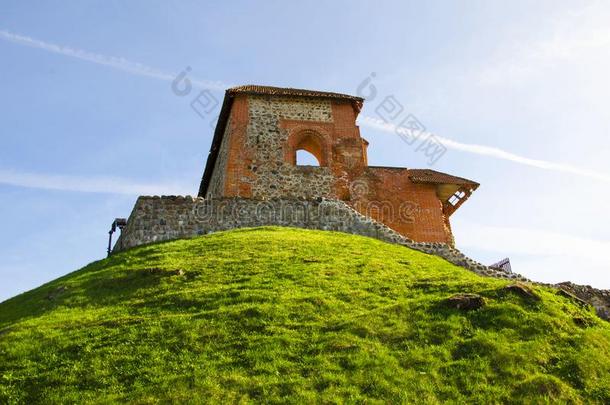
[287,130,328,166]
[296,149,321,166]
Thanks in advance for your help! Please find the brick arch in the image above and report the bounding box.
[285,129,331,166]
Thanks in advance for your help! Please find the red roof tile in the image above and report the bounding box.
[408,169,479,187]
[227,85,363,103]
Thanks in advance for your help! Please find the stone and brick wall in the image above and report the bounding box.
[203,93,456,244]
[206,95,345,200]
[351,167,454,244]
[114,196,514,280]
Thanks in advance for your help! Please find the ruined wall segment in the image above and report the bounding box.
[197,86,479,245]
[208,93,370,201]
[246,95,337,199]
[113,195,511,280]
[351,167,453,244]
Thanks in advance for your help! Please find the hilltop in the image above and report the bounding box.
[1,227,609,403]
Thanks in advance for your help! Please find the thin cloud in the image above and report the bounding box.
[0,169,192,196]
[358,116,610,183]
[0,29,230,91]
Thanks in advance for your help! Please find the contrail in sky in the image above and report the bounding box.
[0,29,229,90]
[2,29,609,188]
[358,116,610,183]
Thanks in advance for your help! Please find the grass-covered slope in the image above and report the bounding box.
[1,227,609,404]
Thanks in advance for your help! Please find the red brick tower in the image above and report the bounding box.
[198,85,478,245]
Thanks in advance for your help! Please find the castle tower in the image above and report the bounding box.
[198,85,479,245]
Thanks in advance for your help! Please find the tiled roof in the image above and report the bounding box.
[227,85,363,103]
[408,169,479,187]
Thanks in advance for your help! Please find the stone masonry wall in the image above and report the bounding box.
[206,94,455,244]
[246,96,336,199]
[114,196,515,280]
[207,95,339,200]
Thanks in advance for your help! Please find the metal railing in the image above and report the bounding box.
[107,218,127,257]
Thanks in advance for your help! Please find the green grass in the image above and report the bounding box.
[1,227,609,404]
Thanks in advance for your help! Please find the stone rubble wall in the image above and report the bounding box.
[246,96,336,199]
[249,96,333,122]
[114,195,609,321]
[202,93,458,245]
[552,282,610,321]
[114,196,520,280]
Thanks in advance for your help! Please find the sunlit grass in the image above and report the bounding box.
[1,227,609,403]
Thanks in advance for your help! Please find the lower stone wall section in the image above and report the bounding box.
[553,282,610,321]
[114,195,609,321]
[114,196,518,279]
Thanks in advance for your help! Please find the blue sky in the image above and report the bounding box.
[1,1,609,301]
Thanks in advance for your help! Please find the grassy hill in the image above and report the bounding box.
[1,227,609,404]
